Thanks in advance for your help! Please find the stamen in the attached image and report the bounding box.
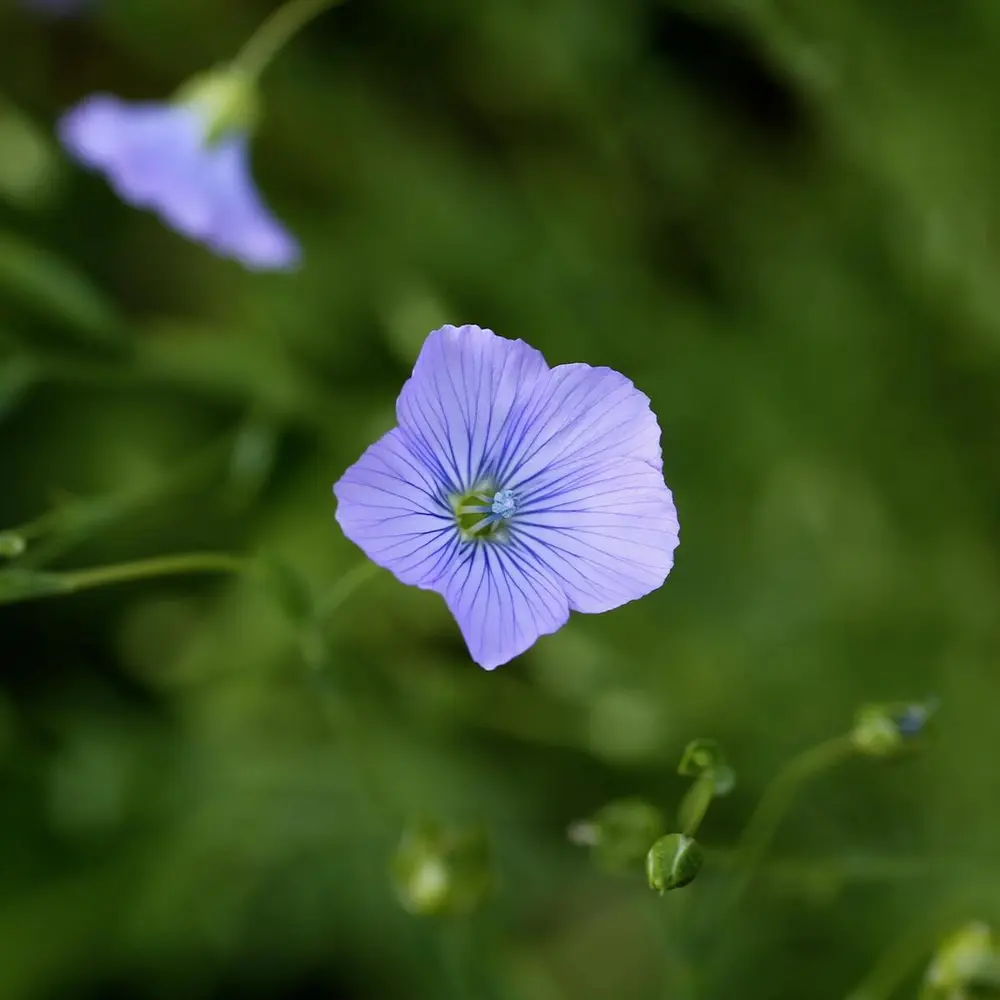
[491,489,518,519]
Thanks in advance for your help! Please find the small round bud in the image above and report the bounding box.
[850,699,938,758]
[646,833,704,894]
[924,921,1000,998]
[390,820,492,917]
[851,710,902,757]
[895,696,939,737]
[0,532,26,559]
[677,737,736,796]
[678,737,723,777]
[568,797,665,871]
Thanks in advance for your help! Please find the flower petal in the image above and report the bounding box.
[59,96,184,178]
[513,456,679,614]
[500,363,663,493]
[395,324,550,495]
[442,543,569,670]
[333,428,458,588]
[60,98,214,229]
[200,137,301,271]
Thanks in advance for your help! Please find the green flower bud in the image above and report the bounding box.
[567,797,665,871]
[646,833,704,894]
[923,922,1000,999]
[851,699,938,758]
[677,737,736,796]
[390,819,492,917]
[0,532,26,559]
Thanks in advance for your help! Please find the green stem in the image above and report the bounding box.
[726,735,856,909]
[6,431,232,571]
[60,552,248,593]
[233,0,347,80]
[679,774,716,837]
[316,559,380,621]
[297,562,395,821]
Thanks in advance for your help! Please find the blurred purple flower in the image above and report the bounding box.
[58,94,299,270]
[334,324,680,669]
[21,0,89,16]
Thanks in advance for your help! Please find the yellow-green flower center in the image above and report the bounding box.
[450,483,518,542]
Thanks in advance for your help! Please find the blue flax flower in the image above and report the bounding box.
[22,0,89,16]
[58,93,298,270]
[334,325,680,669]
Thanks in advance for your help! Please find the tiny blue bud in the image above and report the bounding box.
[895,696,939,737]
[646,833,704,893]
[851,699,938,758]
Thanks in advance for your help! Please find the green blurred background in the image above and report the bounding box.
[1,1,999,997]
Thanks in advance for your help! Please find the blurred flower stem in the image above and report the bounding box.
[59,552,248,590]
[296,563,398,822]
[726,735,856,909]
[4,430,234,570]
[233,0,348,80]
[0,551,248,606]
[316,559,380,621]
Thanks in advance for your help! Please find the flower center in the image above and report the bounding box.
[450,483,518,542]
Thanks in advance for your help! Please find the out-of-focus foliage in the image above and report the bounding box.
[1,1,999,998]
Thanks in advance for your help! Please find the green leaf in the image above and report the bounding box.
[0,230,120,342]
[0,101,61,210]
[0,356,37,421]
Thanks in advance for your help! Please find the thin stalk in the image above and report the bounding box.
[60,552,248,593]
[233,0,347,80]
[316,559,380,621]
[726,734,856,909]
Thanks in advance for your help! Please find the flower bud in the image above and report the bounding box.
[0,532,26,559]
[850,699,938,758]
[677,737,736,796]
[646,833,704,894]
[923,921,1000,998]
[568,797,665,871]
[390,819,492,917]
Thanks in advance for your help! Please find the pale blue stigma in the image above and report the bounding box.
[491,489,518,520]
